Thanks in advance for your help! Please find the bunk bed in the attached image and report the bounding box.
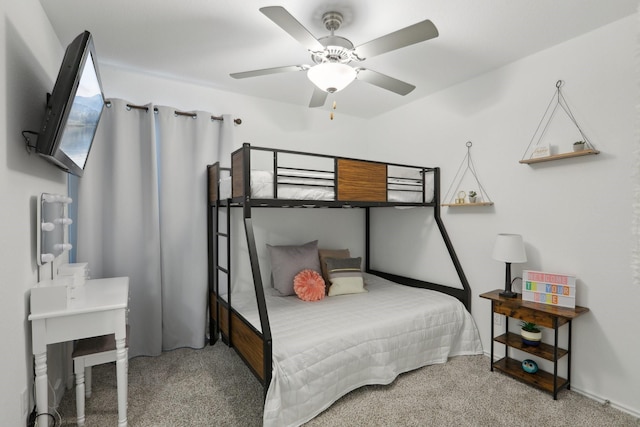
[207,143,482,427]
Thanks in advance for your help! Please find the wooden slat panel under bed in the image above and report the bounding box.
[218,302,265,381]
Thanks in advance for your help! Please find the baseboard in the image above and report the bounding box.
[570,386,640,419]
[482,350,640,419]
[484,349,504,361]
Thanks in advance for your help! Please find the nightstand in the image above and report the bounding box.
[479,289,589,399]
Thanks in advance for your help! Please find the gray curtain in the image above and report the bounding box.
[74,98,231,356]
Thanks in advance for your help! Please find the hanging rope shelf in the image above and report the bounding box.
[442,141,494,207]
[520,80,599,164]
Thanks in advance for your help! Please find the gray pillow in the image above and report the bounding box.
[267,240,321,296]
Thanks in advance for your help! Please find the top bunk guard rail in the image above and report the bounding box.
[215,143,436,208]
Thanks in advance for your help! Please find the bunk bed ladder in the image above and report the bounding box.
[207,164,217,345]
[208,163,232,346]
[210,203,226,344]
[216,203,232,346]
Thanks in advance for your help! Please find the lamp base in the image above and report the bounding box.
[499,290,518,298]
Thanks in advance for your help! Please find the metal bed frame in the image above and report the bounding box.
[206,143,471,395]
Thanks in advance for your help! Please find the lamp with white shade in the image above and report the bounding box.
[492,233,527,298]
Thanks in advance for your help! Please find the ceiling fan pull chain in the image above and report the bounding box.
[330,100,337,120]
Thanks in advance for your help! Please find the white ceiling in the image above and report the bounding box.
[39,0,637,118]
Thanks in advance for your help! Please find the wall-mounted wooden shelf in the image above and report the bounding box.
[443,141,494,207]
[442,202,494,207]
[522,80,600,166]
[519,149,600,164]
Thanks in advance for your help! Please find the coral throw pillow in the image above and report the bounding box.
[293,269,326,302]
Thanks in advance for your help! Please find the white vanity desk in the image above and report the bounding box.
[29,277,129,427]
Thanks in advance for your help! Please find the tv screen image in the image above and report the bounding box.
[36,31,105,177]
[57,51,103,171]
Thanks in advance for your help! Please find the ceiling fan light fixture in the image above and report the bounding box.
[307,62,357,93]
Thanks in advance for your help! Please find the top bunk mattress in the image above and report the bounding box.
[230,273,482,427]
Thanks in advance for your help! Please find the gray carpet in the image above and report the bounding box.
[55,344,639,426]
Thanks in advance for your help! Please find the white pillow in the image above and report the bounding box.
[325,257,367,296]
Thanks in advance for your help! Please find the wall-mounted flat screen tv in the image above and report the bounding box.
[36,31,105,177]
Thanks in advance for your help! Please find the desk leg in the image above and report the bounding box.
[34,352,49,427]
[116,338,128,427]
[75,368,86,426]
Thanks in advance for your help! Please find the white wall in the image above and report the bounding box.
[0,1,74,425]
[364,15,640,416]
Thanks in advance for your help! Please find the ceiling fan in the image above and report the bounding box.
[230,6,439,108]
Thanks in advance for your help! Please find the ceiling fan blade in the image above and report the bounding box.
[356,69,415,96]
[230,65,308,79]
[260,6,324,52]
[309,87,328,108]
[354,20,438,59]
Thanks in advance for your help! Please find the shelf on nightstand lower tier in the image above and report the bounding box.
[493,357,568,394]
[494,332,568,361]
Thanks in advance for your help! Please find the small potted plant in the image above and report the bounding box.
[520,321,542,346]
[468,190,478,203]
[573,140,586,152]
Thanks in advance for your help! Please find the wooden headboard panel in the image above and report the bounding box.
[208,164,219,204]
[231,148,245,199]
[336,159,387,202]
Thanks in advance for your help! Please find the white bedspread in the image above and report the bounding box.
[231,273,483,427]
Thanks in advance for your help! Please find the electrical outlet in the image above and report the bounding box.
[493,313,503,326]
[21,388,28,415]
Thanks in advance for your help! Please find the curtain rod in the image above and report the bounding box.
[104,100,242,125]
